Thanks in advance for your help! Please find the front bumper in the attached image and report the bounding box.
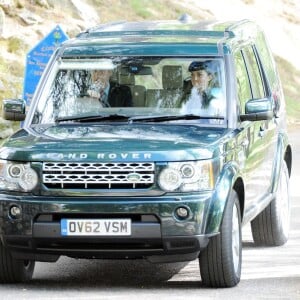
[0,193,216,263]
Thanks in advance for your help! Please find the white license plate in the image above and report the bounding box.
[61,219,131,236]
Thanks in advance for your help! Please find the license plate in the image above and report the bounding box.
[61,219,131,236]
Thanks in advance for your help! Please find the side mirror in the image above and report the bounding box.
[2,99,26,121]
[240,97,274,122]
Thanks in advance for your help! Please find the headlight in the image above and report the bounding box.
[158,161,214,192]
[0,160,38,192]
[158,167,182,191]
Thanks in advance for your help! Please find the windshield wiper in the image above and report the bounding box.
[55,114,130,123]
[128,114,224,123]
[56,113,224,124]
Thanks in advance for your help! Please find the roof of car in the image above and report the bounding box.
[59,18,260,58]
[76,18,251,38]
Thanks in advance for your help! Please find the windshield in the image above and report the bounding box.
[30,57,226,126]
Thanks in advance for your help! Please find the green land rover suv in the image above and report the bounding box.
[0,19,292,287]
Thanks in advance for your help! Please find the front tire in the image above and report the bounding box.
[0,242,35,283]
[199,190,242,288]
[251,160,290,246]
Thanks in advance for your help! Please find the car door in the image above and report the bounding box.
[234,46,277,217]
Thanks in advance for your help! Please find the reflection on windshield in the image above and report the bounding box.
[32,57,226,125]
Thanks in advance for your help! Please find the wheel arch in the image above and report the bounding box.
[271,133,292,193]
[205,162,243,233]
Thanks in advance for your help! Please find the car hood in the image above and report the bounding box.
[0,124,231,162]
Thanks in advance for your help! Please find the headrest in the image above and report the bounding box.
[162,65,183,89]
[118,67,135,85]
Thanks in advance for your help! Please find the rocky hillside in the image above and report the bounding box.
[0,0,299,136]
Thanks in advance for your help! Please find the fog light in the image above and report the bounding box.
[175,206,189,220]
[9,205,22,219]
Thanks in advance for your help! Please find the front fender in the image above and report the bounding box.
[204,161,241,234]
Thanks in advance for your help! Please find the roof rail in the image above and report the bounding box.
[77,29,234,39]
[77,20,127,37]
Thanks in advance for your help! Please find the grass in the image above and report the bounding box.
[129,0,153,19]
[90,0,194,23]
[7,36,28,54]
[0,54,24,113]
[275,56,300,122]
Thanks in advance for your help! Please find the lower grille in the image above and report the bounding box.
[43,162,155,189]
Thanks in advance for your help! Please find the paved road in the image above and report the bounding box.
[0,128,299,299]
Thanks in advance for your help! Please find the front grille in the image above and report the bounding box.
[43,162,155,189]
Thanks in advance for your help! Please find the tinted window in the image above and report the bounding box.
[31,58,227,126]
[255,31,278,90]
[255,31,282,112]
[242,46,265,99]
[234,51,252,114]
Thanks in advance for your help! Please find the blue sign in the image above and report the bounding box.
[23,25,69,105]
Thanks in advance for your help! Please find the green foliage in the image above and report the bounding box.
[0,55,5,73]
[0,54,23,78]
[0,55,23,103]
[275,56,300,121]
[286,96,300,120]
[7,37,26,54]
[128,0,187,20]
[16,0,24,9]
[129,0,153,19]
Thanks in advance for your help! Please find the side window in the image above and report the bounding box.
[255,31,278,90]
[255,31,281,112]
[242,46,265,99]
[234,51,252,114]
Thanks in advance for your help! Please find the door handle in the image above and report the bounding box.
[259,126,265,138]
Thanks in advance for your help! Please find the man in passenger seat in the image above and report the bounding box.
[87,69,133,107]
